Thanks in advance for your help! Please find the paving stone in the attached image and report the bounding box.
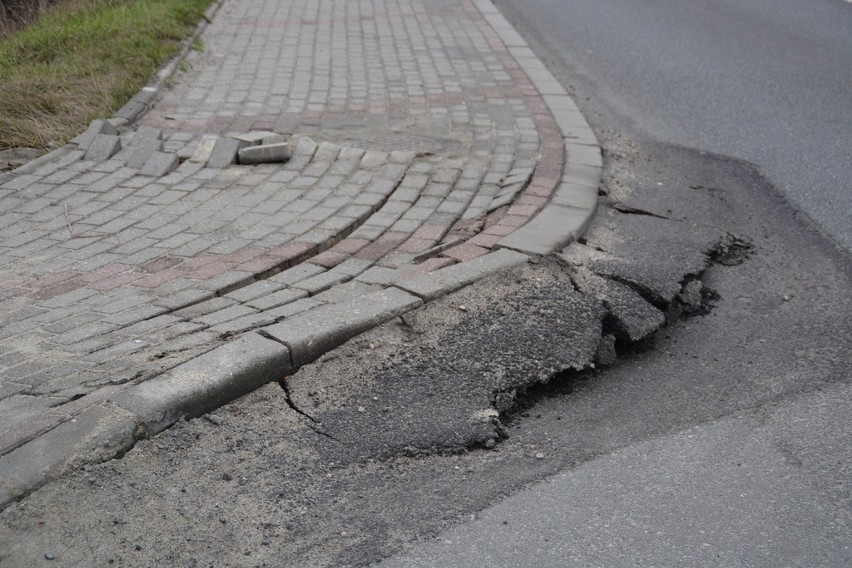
[262,287,422,369]
[229,131,278,145]
[84,135,122,162]
[238,143,291,164]
[72,119,119,150]
[268,263,326,286]
[188,135,217,164]
[312,281,382,304]
[139,151,179,177]
[194,304,257,327]
[246,287,309,311]
[207,137,245,168]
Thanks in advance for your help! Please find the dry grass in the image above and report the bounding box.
[0,0,213,150]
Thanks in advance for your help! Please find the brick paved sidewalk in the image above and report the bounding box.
[0,0,593,492]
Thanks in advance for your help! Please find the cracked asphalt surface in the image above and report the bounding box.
[2,112,847,566]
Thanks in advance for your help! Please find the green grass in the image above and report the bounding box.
[0,0,213,150]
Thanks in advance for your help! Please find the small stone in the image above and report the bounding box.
[44,553,56,560]
[535,453,545,460]
[204,414,222,425]
[357,406,366,413]
[458,305,467,311]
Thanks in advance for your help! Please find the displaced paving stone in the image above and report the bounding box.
[262,287,422,369]
[83,135,122,162]
[139,152,179,177]
[189,135,218,164]
[72,119,119,150]
[207,137,245,168]
[229,131,278,145]
[237,143,291,165]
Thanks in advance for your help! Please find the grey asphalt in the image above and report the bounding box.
[496,0,852,251]
[379,383,851,568]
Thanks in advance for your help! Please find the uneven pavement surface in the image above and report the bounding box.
[0,0,600,506]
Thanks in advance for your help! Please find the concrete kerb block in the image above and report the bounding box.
[0,404,137,510]
[566,142,603,169]
[496,205,594,256]
[110,333,291,436]
[551,181,599,211]
[394,249,530,301]
[562,162,603,188]
[564,125,599,147]
[262,288,423,369]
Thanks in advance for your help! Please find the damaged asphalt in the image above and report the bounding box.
[3,124,846,567]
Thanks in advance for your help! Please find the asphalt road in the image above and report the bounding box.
[495,0,852,252]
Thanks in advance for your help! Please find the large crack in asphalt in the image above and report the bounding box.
[4,136,849,567]
[282,175,744,467]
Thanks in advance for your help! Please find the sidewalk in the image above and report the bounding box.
[0,0,600,507]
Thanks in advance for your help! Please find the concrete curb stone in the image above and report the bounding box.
[261,287,423,369]
[394,249,531,301]
[473,0,603,257]
[109,333,291,436]
[0,404,138,507]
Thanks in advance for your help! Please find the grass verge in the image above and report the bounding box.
[0,0,213,151]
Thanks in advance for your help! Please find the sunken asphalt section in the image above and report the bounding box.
[0,0,601,508]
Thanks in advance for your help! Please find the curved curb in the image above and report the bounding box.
[0,0,603,511]
[473,0,602,257]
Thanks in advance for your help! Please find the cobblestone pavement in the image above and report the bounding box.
[0,0,593,496]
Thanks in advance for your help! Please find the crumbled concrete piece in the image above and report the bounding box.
[139,151,179,177]
[83,134,122,161]
[237,143,291,165]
